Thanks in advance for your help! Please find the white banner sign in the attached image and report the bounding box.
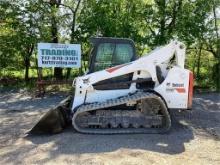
[37,43,81,68]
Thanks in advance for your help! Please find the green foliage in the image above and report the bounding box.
[0,0,220,90]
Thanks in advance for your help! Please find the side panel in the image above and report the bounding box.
[71,61,156,111]
[85,89,135,104]
[154,67,190,109]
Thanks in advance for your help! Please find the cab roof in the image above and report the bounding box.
[90,37,135,46]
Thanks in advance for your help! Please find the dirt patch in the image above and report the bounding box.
[0,91,220,165]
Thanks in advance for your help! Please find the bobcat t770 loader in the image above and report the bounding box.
[29,37,193,134]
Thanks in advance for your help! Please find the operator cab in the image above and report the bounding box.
[88,37,137,73]
[88,37,137,90]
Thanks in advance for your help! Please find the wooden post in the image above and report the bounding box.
[37,67,45,97]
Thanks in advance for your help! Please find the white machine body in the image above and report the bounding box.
[72,41,193,111]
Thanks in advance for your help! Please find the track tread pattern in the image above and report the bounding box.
[72,92,171,134]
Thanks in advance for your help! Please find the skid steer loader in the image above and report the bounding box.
[29,37,193,134]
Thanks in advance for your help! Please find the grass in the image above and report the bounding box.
[0,68,79,93]
[0,67,82,79]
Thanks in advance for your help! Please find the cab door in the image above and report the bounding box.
[88,38,137,90]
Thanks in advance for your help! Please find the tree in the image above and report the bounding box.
[58,0,82,78]
[48,0,63,80]
[0,0,219,90]
[209,0,220,91]
[0,1,39,82]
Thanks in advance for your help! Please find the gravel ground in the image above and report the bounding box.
[0,90,220,165]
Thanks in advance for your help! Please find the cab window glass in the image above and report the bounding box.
[113,44,133,65]
[95,43,115,71]
[94,43,134,72]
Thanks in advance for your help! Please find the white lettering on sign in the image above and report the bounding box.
[38,43,81,68]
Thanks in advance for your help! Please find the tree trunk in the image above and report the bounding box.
[83,59,87,72]
[213,2,220,91]
[156,0,166,44]
[24,58,30,83]
[66,0,81,79]
[54,68,63,80]
[196,45,202,80]
[167,0,182,36]
[66,13,75,79]
[79,62,83,75]
[192,51,197,75]
[24,44,34,83]
[66,68,71,79]
[50,0,63,80]
[215,62,220,91]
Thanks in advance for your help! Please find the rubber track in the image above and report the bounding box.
[72,92,171,134]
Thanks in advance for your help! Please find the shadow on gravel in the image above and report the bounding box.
[0,117,195,164]
[24,117,193,157]
[174,93,220,139]
[0,91,67,111]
